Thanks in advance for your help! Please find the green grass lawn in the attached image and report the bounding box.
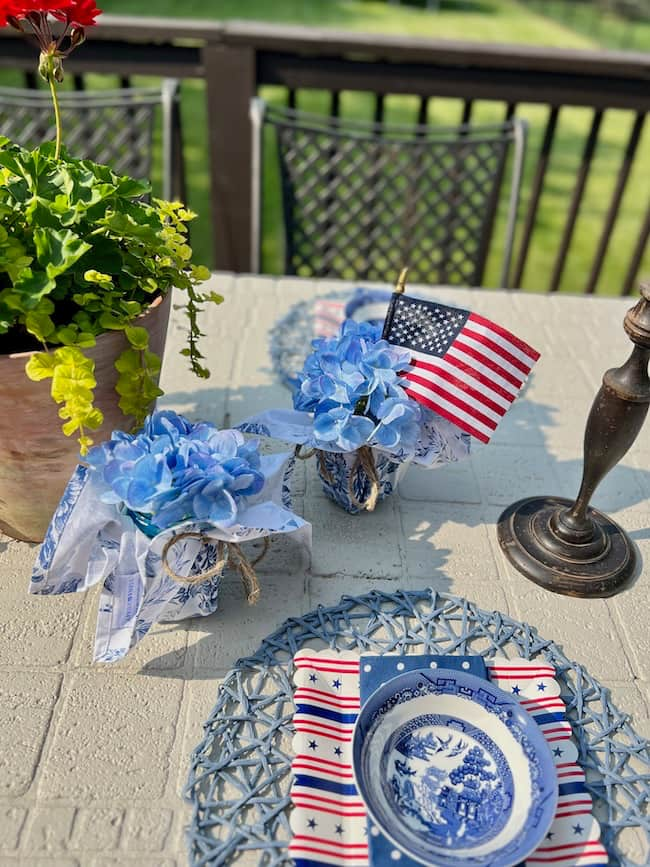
[524,0,650,53]
[3,0,648,292]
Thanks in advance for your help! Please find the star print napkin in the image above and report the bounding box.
[290,650,608,867]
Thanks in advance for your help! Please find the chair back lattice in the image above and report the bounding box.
[0,82,180,199]
[251,102,526,288]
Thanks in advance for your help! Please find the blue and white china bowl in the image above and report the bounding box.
[352,668,558,867]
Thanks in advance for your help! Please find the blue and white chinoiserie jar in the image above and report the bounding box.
[352,668,558,867]
[316,447,406,514]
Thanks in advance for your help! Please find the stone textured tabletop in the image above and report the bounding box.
[1,274,649,866]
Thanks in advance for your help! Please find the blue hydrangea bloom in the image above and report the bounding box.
[85,411,265,530]
[293,318,421,453]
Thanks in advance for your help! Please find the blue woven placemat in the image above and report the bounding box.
[184,589,650,867]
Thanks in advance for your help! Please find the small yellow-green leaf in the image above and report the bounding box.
[84,269,113,286]
[125,325,149,350]
[25,311,55,341]
[25,352,56,381]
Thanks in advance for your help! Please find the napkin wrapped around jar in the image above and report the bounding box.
[238,408,471,513]
[30,450,310,662]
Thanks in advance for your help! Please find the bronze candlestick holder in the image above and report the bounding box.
[497,282,650,598]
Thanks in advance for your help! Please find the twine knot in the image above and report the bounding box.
[295,443,380,511]
[161,532,269,605]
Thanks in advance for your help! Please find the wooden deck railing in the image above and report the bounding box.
[1,16,648,292]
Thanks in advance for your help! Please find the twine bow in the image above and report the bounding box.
[295,443,380,511]
[161,532,270,605]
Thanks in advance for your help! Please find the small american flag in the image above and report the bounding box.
[383,293,540,443]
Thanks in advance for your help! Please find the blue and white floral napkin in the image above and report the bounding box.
[30,452,310,662]
[290,649,608,867]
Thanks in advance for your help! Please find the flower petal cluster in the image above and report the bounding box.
[52,0,101,27]
[86,410,265,530]
[1,0,102,69]
[1,0,101,25]
[293,319,421,453]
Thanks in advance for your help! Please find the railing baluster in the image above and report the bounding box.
[287,89,296,109]
[73,74,85,91]
[622,204,650,296]
[585,112,646,295]
[461,99,473,125]
[512,105,560,289]
[23,71,37,89]
[549,108,603,293]
[417,96,429,126]
[374,93,385,124]
[474,102,518,286]
[330,90,340,118]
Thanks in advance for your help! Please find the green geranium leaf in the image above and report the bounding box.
[116,176,151,198]
[34,228,92,279]
[12,268,56,308]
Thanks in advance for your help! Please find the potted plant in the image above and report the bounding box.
[0,0,221,541]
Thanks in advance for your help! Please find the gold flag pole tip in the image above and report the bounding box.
[396,267,408,295]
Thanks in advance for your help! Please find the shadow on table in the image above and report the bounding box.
[148,381,650,675]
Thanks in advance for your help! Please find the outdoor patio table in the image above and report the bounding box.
[179,275,650,866]
[2,273,650,866]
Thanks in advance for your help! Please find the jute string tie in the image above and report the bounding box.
[161,532,269,605]
[294,443,379,511]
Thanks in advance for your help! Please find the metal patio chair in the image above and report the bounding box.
[250,99,527,288]
[0,79,183,201]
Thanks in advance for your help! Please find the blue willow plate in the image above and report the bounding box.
[352,668,558,867]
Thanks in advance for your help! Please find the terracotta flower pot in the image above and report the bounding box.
[0,293,171,543]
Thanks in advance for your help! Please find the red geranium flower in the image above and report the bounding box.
[52,0,102,27]
[2,0,74,20]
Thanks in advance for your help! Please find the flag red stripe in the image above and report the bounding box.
[294,755,353,770]
[291,804,367,818]
[469,311,540,361]
[462,325,533,375]
[406,374,498,430]
[405,388,491,443]
[488,666,555,673]
[410,362,507,417]
[296,656,359,668]
[295,720,355,734]
[289,845,368,859]
[292,836,367,850]
[295,665,359,674]
[291,845,368,861]
[452,339,525,388]
[291,791,364,807]
[296,687,360,700]
[438,353,517,403]
[292,763,355,778]
[295,691,360,709]
[534,842,606,854]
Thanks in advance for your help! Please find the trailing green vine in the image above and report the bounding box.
[0,138,221,454]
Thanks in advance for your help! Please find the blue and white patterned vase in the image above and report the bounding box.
[316,447,405,514]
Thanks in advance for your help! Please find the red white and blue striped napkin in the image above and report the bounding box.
[290,650,608,867]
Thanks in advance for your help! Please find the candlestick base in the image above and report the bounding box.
[497,496,637,598]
